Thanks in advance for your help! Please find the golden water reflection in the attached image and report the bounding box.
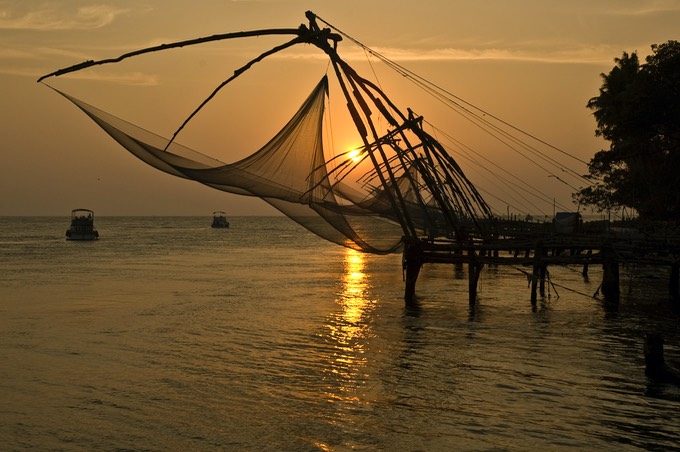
[321,248,377,410]
[331,248,374,343]
[340,249,368,325]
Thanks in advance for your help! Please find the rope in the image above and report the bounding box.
[511,265,598,300]
[549,281,596,299]
[317,15,589,169]
[313,14,593,192]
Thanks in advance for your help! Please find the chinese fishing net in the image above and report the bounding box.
[49,77,411,253]
[38,11,500,254]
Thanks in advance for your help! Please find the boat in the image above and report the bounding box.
[65,208,99,240]
[211,211,230,228]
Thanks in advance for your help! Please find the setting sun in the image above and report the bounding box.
[347,148,362,163]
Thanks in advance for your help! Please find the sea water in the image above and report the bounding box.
[1,216,679,451]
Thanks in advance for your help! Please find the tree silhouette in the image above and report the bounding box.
[575,40,680,221]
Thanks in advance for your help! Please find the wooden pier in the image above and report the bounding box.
[402,221,680,306]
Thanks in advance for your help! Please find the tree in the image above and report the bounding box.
[575,40,680,221]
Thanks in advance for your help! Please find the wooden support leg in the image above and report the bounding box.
[468,249,482,305]
[405,261,421,304]
[530,264,539,306]
[531,242,543,306]
[582,249,592,277]
[539,264,547,298]
[601,246,620,303]
[403,242,422,304]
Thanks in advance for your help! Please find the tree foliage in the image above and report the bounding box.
[575,40,680,220]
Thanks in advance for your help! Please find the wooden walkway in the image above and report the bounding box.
[402,221,680,306]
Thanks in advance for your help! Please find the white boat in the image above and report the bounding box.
[66,208,99,240]
[211,211,230,228]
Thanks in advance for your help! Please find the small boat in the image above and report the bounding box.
[211,211,230,228]
[66,208,99,240]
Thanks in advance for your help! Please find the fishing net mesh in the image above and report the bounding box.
[53,77,407,254]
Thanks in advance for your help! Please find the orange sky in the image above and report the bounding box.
[1,0,678,216]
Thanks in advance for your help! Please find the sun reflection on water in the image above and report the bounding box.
[327,247,376,348]
[321,248,377,411]
[339,249,369,326]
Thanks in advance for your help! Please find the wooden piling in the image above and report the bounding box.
[530,242,543,305]
[601,245,620,303]
[582,249,592,277]
[539,264,547,298]
[403,242,422,304]
[530,267,539,306]
[468,248,482,305]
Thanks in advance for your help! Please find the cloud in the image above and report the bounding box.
[606,0,680,16]
[275,44,620,66]
[0,46,33,58]
[60,70,160,86]
[1,64,159,85]
[413,46,618,65]
[0,65,42,78]
[0,4,128,30]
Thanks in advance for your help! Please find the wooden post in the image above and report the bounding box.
[582,249,591,277]
[453,248,464,279]
[530,242,543,306]
[468,248,482,305]
[601,245,620,303]
[530,265,539,306]
[539,264,547,298]
[403,242,422,304]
